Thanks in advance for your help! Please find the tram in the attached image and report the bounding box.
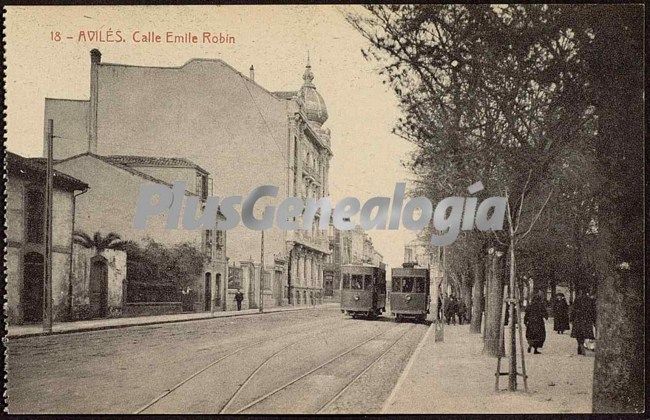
[390,264,430,322]
[340,264,386,319]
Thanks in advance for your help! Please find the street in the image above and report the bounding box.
[6,307,428,414]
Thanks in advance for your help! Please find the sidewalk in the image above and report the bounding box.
[383,320,594,414]
[5,303,339,339]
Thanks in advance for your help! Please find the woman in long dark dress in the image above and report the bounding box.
[553,293,570,334]
[524,292,548,354]
[570,289,596,355]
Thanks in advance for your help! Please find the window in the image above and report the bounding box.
[204,230,216,260]
[364,275,373,290]
[402,277,414,293]
[25,188,44,244]
[351,274,364,290]
[414,278,426,293]
[342,273,350,289]
[228,266,242,289]
[215,230,224,251]
[392,277,402,292]
[196,173,209,200]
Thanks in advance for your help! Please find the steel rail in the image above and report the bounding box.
[316,324,415,414]
[133,316,338,414]
[232,323,406,414]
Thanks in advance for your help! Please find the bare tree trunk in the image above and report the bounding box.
[470,256,485,333]
[482,252,504,356]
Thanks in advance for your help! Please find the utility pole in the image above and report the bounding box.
[43,119,54,333]
[259,230,264,313]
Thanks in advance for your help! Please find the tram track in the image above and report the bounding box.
[315,323,415,414]
[231,322,411,414]
[134,316,354,414]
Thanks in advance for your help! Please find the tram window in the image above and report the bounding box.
[402,277,414,293]
[351,275,364,290]
[342,273,351,289]
[414,278,425,293]
[364,275,373,290]
[392,277,402,292]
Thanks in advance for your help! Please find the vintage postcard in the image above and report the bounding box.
[2,4,645,415]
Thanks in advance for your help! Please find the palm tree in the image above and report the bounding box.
[73,231,127,254]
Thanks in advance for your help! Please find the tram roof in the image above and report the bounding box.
[391,267,429,276]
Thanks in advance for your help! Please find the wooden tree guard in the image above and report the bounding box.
[494,285,528,392]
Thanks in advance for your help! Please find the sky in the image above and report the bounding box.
[4,5,418,267]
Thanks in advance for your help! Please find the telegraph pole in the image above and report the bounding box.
[259,230,264,313]
[43,119,54,333]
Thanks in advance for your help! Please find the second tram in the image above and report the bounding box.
[390,265,430,322]
[340,264,386,319]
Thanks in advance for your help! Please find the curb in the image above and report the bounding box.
[5,303,339,340]
[381,320,436,413]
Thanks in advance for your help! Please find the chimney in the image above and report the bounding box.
[90,48,102,64]
[88,49,101,153]
[249,65,255,81]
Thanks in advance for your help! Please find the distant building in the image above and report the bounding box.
[5,152,88,324]
[323,223,384,300]
[44,49,333,307]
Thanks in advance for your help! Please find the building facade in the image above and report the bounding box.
[50,152,228,315]
[44,49,333,307]
[5,152,88,324]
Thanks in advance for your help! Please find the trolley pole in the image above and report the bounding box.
[259,230,264,313]
[43,119,54,333]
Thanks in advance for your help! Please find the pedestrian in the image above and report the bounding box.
[570,288,596,355]
[445,295,458,325]
[552,293,570,334]
[437,295,443,321]
[234,289,244,311]
[457,299,467,325]
[524,291,548,354]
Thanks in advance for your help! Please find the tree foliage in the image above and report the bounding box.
[347,4,643,411]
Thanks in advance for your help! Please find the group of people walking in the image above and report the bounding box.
[523,289,596,355]
[438,295,468,325]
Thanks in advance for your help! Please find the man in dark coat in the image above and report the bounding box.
[524,291,548,354]
[445,295,458,325]
[457,300,467,325]
[553,293,570,334]
[571,289,596,355]
[234,289,244,311]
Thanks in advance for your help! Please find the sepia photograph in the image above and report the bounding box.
[2,4,645,415]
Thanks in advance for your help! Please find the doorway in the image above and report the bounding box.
[22,252,44,323]
[89,256,109,318]
[215,273,221,310]
[204,272,212,311]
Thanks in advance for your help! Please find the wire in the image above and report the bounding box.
[236,73,290,165]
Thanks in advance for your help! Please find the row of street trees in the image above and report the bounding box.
[347,4,643,412]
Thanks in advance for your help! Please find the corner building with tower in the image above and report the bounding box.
[44,49,333,309]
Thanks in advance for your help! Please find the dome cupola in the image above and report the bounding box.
[298,57,328,126]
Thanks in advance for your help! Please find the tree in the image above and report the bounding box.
[348,4,643,408]
[348,4,594,359]
[73,231,127,254]
[572,5,644,412]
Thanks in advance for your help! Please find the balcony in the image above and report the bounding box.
[289,230,330,254]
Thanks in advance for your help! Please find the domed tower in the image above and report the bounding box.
[298,57,328,127]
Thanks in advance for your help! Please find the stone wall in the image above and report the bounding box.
[123,302,182,317]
